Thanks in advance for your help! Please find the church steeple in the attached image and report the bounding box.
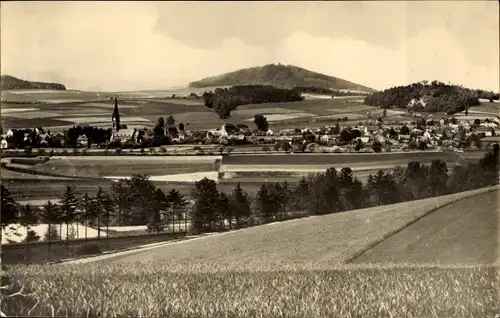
[111,95,121,140]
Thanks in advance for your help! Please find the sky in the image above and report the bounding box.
[1,1,499,92]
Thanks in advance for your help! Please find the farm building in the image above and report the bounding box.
[1,138,7,149]
[76,135,88,147]
[113,128,136,142]
[357,136,370,144]
[399,134,411,142]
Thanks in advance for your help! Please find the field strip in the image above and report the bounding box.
[59,229,253,265]
[224,150,443,157]
[345,185,500,264]
[104,171,219,182]
[221,164,414,172]
[46,155,222,162]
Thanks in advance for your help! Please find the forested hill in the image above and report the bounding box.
[0,75,66,90]
[364,80,499,114]
[189,64,375,93]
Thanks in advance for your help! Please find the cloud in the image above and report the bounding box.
[1,1,498,92]
[152,2,408,50]
[276,26,499,91]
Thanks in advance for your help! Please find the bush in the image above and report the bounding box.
[24,229,41,242]
[372,141,383,153]
[76,243,102,256]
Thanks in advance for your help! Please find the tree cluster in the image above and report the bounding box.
[65,126,113,148]
[202,85,304,119]
[293,86,368,97]
[364,81,482,114]
[1,174,189,242]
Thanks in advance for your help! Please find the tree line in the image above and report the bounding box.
[203,85,304,119]
[1,174,190,243]
[364,80,486,114]
[3,144,497,239]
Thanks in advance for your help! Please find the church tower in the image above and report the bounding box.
[111,95,120,140]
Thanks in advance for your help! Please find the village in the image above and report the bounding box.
[2,108,500,155]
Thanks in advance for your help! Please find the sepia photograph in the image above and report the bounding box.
[1,1,499,316]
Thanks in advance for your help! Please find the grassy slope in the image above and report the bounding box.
[352,189,500,264]
[3,187,500,317]
[188,64,375,92]
[104,185,499,265]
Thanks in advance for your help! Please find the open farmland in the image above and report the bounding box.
[1,179,114,201]
[29,156,221,178]
[2,187,499,317]
[1,151,469,203]
[221,152,463,166]
[98,186,499,264]
[2,89,389,131]
[469,102,500,115]
[353,189,500,264]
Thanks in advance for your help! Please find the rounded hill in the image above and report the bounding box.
[0,75,66,90]
[189,64,375,93]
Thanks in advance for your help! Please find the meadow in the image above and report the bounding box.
[30,156,221,178]
[354,190,500,264]
[1,186,499,317]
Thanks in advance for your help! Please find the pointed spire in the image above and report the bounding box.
[112,95,120,132]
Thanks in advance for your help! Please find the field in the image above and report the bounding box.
[221,152,463,165]
[30,156,221,178]
[3,89,499,132]
[353,190,500,264]
[1,152,468,205]
[1,89,383,131]
[2,186,499,317]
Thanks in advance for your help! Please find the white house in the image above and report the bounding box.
[113,128,136,142]
[1,138,7,149]
[6,129,14,138]
[423,130,432,140]
[207,125,228,139]
[266,129,274,136]
[77,135,88,147]
[320,135,330,143]
[358,136,370,144]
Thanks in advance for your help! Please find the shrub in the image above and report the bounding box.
[372,141,383,153]
[75,243,102,256]
[24,229,41,242]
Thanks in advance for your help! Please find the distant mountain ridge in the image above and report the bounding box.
[189,64,375,93]
[1,75,66,90]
